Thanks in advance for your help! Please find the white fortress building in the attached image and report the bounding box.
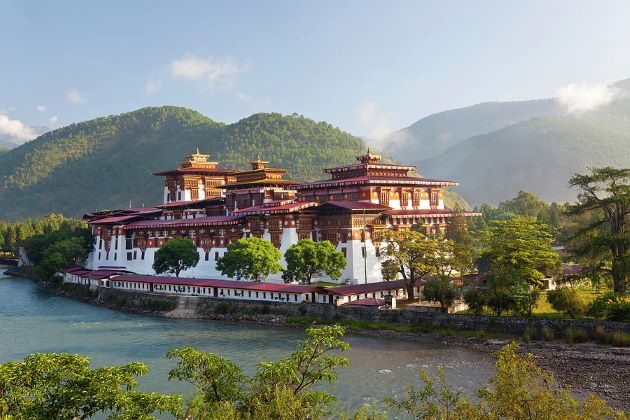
[85,149,478,284]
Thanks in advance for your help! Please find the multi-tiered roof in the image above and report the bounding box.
[295,149,458,191]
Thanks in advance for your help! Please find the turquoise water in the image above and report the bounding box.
[0,270,494,412]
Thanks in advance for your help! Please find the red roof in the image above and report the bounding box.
[88,215,143,225]
[385,209,482,217]
[153,167,237,176]
[61,266,85,274]
[296,176,458,190]
[317,201,391,212]
[87,270,124,280]
[330,279,424,296]
[125,215,243,230]
[346,297,386,306]
[233,201,317,216]
[111,274,328,294]
[157,197,224,209]
[562,264,583,277]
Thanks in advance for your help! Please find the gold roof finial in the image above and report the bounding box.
[196,146,200,155]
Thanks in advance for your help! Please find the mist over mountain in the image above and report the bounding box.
[372,79,630,205]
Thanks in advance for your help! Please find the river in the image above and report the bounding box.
[0,270,494,413]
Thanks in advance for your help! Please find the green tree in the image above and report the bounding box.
[480,217,560,287]
[153,237,200,277]
[168,325,349,419]
[377,229,437,300]
[567,167,630,294]
[547,288,587,319]
[0,353,181,419]
[422,276,457,313]
[388,342,619,419]
[217,237,282,282]
[463,288,486,315]
[282,239,347,284]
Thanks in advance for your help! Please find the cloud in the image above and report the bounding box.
[50,116,59,124]
[66,88,86,104]
[358,102,393,141]
[170,54,246,89]
[0,114,38,142]
[145,74,164,95]
[36,105,46,112]
[556,83,619,113]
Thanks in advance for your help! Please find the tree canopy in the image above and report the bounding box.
[0,353,181,419]
[282,239,347,284]
[216,237,282,282]
[153,237,200,277]
[566,166,630,293]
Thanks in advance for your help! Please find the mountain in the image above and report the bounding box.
[376,99,563,161]
[0,106,468,220]
[421,96,630,205]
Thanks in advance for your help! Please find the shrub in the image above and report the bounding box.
[594,326,609,344]
[214,302,235,314]
[564,328,589,345]
[546,288,586,318]
[609,331,630,347]
[463,288,486,315]
[605,299,630,322]
[143,299,176,312]
[541,326,555,341]
[522,325,539,342]
[587,293,630,321]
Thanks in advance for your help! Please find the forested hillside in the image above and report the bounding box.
[0,107,367,219]
[0,106,467,220]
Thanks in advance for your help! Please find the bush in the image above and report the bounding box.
[587,293,630,321]
[564,328,589,345]
[609,331,630,347]
[546,288,586,318]
[522,325,539,342]
[143,299,176,312]
[605,300,630,322]
[541,326,555,341]
[463,288,486,315]
[214,302,235,315]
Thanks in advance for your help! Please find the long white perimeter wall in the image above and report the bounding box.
[86,227,385,285]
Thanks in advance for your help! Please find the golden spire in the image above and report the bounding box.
[196,146,200,155]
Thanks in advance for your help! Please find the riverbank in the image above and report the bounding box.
[4,268,629,411]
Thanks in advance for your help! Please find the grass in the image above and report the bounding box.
[285,316,513,340]
[532,285,610,319]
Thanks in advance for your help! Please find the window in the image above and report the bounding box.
[401,192,409,207]
[205,251,209,261]
[127,252,133,261]
[215,251,220,261]
[379,191,390,205]
[430,190,439,206]
[341,247,347,258]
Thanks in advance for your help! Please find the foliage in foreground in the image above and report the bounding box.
[0,326,626,419]
[0,353,181,419]
[388,342,625,420]
[167,325,349,419]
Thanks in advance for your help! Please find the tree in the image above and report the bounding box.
[216,237,282,282]
[463,288,486,315]
[422,276,457,313]
[547,288,587,319]
[282,239,347,284]
[480,217,560,287]
[377,229,437,300]
[153,237,199,277]
[0,353,181,419]
[167,325,350,419]
[567,167,630,294]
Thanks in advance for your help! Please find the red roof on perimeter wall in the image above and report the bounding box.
[111,274,327,294]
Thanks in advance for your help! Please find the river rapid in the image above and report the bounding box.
[0,270,494,413]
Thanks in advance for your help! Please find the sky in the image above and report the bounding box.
[2,0,630,143]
